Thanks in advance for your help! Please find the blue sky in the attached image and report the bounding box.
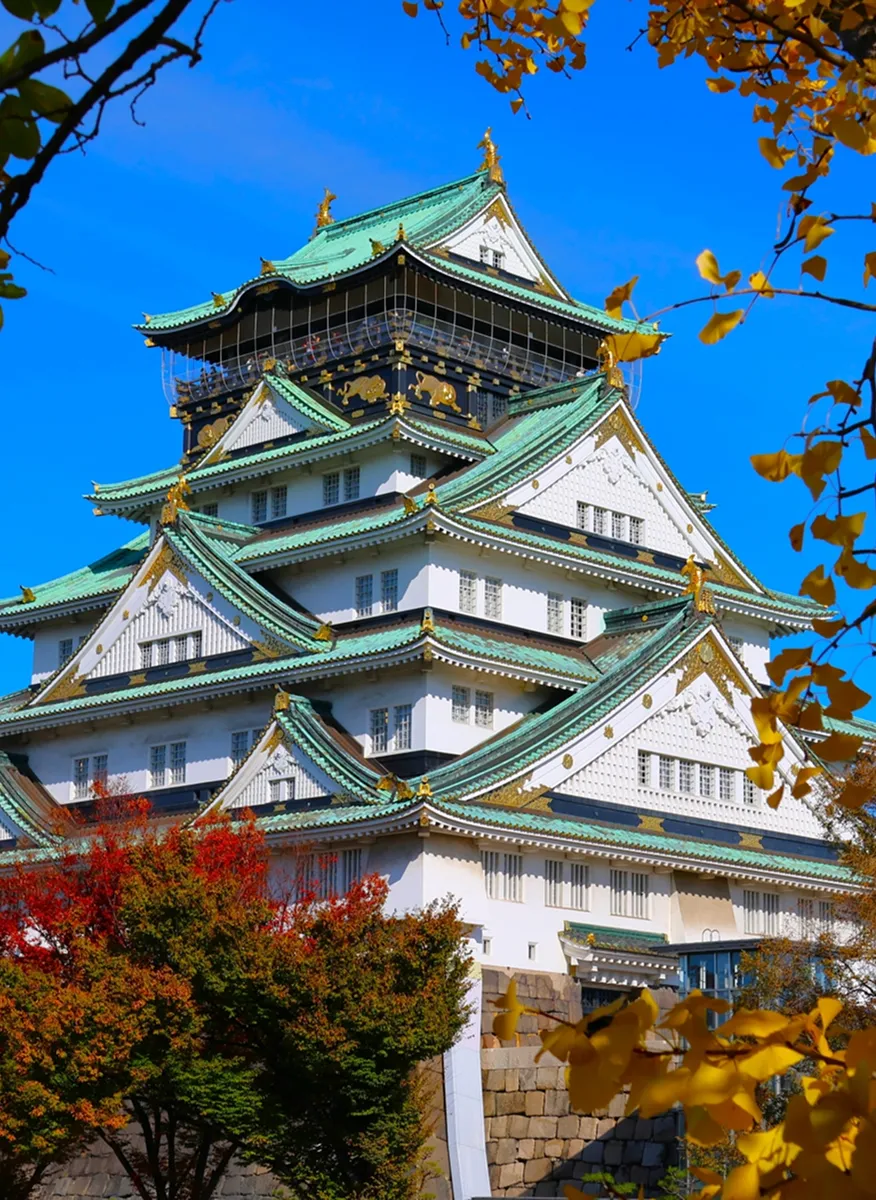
[1,0,873,696]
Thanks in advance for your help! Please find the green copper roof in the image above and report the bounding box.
[267,377,349,432]
[0,754,63,848]
[275,700,387,802]
[0,533,149,625]
[434,621,597,684]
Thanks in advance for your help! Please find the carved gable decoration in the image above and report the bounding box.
[210,725,334,812]
[434,197,566,294]
[204,383,308,463]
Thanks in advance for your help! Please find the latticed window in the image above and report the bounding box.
[659,755,675,790]
[174,635,188,661]
[484,577,503,620]
[592,507,608,535]
[452,686,470,723]
[628,516,644,545]
[483,851,523,902]
[73,756,90,801]
[370,708,388,754]
[149,744,167,788]
[545,859,564,907]
[576,502,588,531]
[475,690,494,728]
[323,472,340,506]
[191,631,202,660]
[479,244,489,263]
[459,570,477,615]
[743,775,757,806]
[58,638,73,666]
[355,575,373,618]
[570,862,589,911]
[200,502,219,518]
[269,777,296,805]
[93,754,107,788]
[744,890,780,936]
[547,592,563,634]
[381,569,398,613]
[393,704,412,751]
[251,490,268,523]
[169,742,186,785]
[699,764,715,797]
[679,760,695,794]
[155,639,170,666]
[492,249,505,269]
[798,897,814,935]
[343,466,360,501]
[610,869,649,919]
[819,900,834,932]
[410,453,427,477]
[270,485,288,520]
[340,848,362,893]
[612,511,625,540]
[231,731,250,764]
[719,768,735,803]
[570,598,587,640]
[637,750,651,787]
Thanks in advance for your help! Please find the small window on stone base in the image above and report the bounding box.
[482,936,492,956]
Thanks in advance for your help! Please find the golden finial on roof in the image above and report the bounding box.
[160,476,191,526]
[211,292,225,309]
[143,313,152,324]
[377,773,397,792]
[597,340,625,390]
[397,779,414,800]
[314,621,333,642]
[425,481,438,506]
[416,775,432,798]
[274,689,291,712]
[260,257,275,275]
[477,128,504,184]
[370,238,386,256]
[19,586,35,603]
[315,187,337,230]
[402,495,418,516]
[420,608,435,634]
[586,932,596,946]
[681,555,716,614]
[396,222,407,242]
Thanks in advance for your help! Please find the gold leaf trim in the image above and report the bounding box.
[674,633,747,706]
[593,408,645,457]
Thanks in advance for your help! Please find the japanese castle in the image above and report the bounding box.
[0,137,860,1005]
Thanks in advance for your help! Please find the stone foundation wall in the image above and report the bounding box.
[480,969,680,1198]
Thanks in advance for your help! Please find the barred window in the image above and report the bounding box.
[251,490,268,523]
[492,249,505,270]
[452,686,470,724]
[459,570,477,615]
[370,708,388,754]
[381,569,398,613]
[475,690,494,729]
[355,574,373,618]
[576,501,588,531]
[798,897,814,935]
[393,704,412,751]
[699,764,715,797]
[169,741,186,785]
[610,869,649,919]
[818,900,834,932]
[719,767,735,803]
[637,750,651,787]
[231,730,250,764]
[570,862,589,911]
[140,641,153,669]
[679,760,696,794]
[611,511,625,540]
[73,756,90,801]
[323,472,340,506]
[343,466,360,501]
[744,889,780,936]
[570,598,587,640]
[545,858,564,907]
[592,507,608,535]
[743,775,758,806]
[92,754,107,788]
[58,637,73,666]
[149,744,167,788]
[484,577,503,620]
[200,502,219,518]
[483,850,523,902]
[479,244,489,263]
[410,453,427,477]
[270,485,288,520]
[659,755,675,790]
[547,592,563,634]
[155,639,170,666]
[340,848,362,893]
[269,777,296,806]
[628,516,644,545]
[191,631,202,660]
[173,634,188,662]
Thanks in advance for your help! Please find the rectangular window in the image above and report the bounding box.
[610,869,649,919]
[92,754,108,788]
[798,897,814,935]
[452,686,470,724]
[251,490,268,523]
[744,890,780,936]
[355,574,373,618]
[729,635,744,654]
[269,777,295,806]
[719,767,735,803]
[173,634,188,662]
[370,708,388,754]
[482,851,523,902]
[570,598,587,640]
[140,641,153,669]
[343,466,360,502]
[492,249,505,270]
[818,900,834,933]
[637,750,651,787]
[611,511,625,541]
[484,577,503,621]
[393,704,412,751]
[659,755,675,790]
[699,764,715,798]
[459,570,477,615]
[490,394,507,423]
[576,501,588,531]
[73,756,90,801]
[169,742,186,785]
[474,690,494,729]
[200,502,219,518]
[592,507,608,535]
[270,485,287,520]
[679,760,696,794]
[628,516,644,545]
[340,848,362,893]
[155,639,170,666]
[58,637,73,665]
[545,858,564,908]
[410,453,427,477]
[482,936,492,956]
[479,244,489,264]
[570,862,589,911]
[190,631,202,660]
[381,569,398,613]
[323,472,340,506]
[547,592,563,634]
[474,390,490,429]
[743,775,757,806]
[149,744,167,789]
[231,731,250,764]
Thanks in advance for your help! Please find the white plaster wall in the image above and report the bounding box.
[443,211,541,281]
[517,436,694,559]
[276,545,431,626]
[720,616,771,685]
[32,619,98,684]
[23,701,273,804]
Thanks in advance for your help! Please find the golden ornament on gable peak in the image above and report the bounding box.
[314,187,337,231]
[260,257,275,275]
[477,127,504,184]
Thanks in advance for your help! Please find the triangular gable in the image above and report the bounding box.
[428,192,568,299]
[204,696,386,814]
[29,534,299,706]
[201,379,348,466]
[501,398,760,593]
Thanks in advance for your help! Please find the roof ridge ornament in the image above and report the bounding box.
[160,476,191,526]
[314,187,337,233]
[681,555,716,615]
[596,341,626,391]
[477,127,504,185]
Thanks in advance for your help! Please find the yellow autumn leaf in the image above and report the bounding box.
[749,270,775,298]
[791,765,822,799]
[722,1161,762,1200]
[825,677,871,719]
[699,309,744,344]
[812,616,845,638]
[811,511,866,547]
[746,763,777,791]
[799,215,835,253]
[493,978,528,1041]
[800,565,836,606]
[830,115,870,151]
[737,1042,804,1081]
[836,546,876,590]
[864,251,876,287]
[758,137,794,168]
[827,379,861,407]
[402,1,418,14]
[790,522,805,551]
[766,782,785,809]
[719,1009,792,1038]
[601,331,664,363]
[696,250,740,292]
[705,77,735,93]
[751,449,801,483]
[766,646,813,686]
[802,255,827,281]
[816,730,864,762]
[862,428,876,460]
[798,440,843,500]
[604,275,638,319]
